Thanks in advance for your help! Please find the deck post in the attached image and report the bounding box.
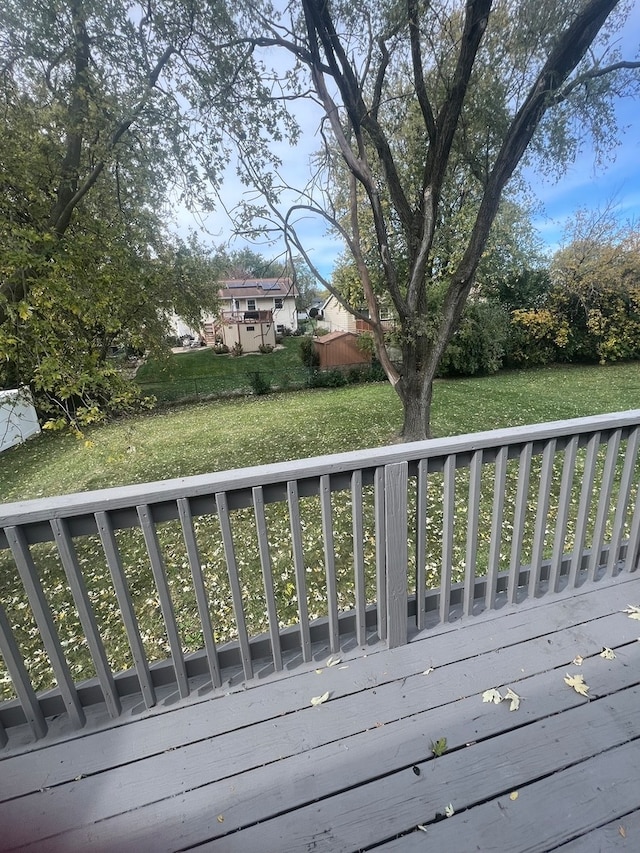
[385,461,408,648]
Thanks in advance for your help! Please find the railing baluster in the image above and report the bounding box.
[286,481,312,662]
[137,505,189,698]
[0,598,47,740]
[177,498,222,687]
[587,429,621,581]
[606,427,640,577]
[528,439,557,598]
[415,459,428,630]
[351,470,366,646]
[385,461,408,648]
[95,511,156,709]
[50,518,121,719]
[486,447,507,610]
[375,466,387,641]
[214,493,254,679]
[549,436,579,593]
[463,450,482,617]
[627,488,640,572]
[508,442,532,604]
[440,455,456,623]
[251,487,283,672]
[4,526,85,728]
[568,432,600,587]
[318,476,339,654]
[0,718,6,748]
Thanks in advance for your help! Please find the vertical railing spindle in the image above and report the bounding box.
[486,447,507,610]
[440,455,456,624]
[415,459,428,629]
[50,518,121,719]
[385,462,408,648]
[528,439,557,598]
[137,505,189,698]
[286,482,312,662]
[549,437,579,593]
[375,467,387,641]
[351,471,367,646]
[605,428,639,577]
[5,526,85,728]
[251,488,283,672]
[319,476,339,654]
[587,430,621,581]
[568,433,600,587]
[214,493,254,679]
[463,450,482,617]
[0,599,47,740]
[507,443,533,604]
[95,511,156,709]
[177,498,222,687]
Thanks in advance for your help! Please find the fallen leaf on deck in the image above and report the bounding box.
[482,688,503,704]
[338,665,349,670]
[310,691,330,706]
[600,647,616,660]
[509,791,519,801]
[622,604,640,620]
[572,655,584,666]
[564,673,589,697]
[505,687,521,711]
[417,825,428,833]
[444,803,455,818]
[217,815,224,823]
[422,668,435,675]
[315,669,323,674]
[326,655,341,667]
[619,825,626,838]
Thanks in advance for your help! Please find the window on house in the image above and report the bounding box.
[274,298,283,309]
[233,299,240,311]
[247,299,256,311]
[276,324,284,333]
[246,326,255,331]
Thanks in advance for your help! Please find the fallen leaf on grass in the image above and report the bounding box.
[622,605,640,620]
[310,691,330,706]
[600,647,616,660]
[572,655,584,666]
[326,655,341,667]
[444,804,455,818]
[505,688,521,711]
[482,688,503,704]
[564,673,589,697]
[509,791,519,801]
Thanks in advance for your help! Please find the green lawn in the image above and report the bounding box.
[3,361,640,700]
[135,336,310,401]
[2,361,640,502]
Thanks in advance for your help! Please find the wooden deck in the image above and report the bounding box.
[2,571,639,852]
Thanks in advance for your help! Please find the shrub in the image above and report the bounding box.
[247,370,271,395]
[308,368,347,388]
[258,343,274,354]
[230,342,243,357]
[299,336,320,368]
[213,343,229,354]
[438,300,509,377]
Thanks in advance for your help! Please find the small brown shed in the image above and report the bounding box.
[313,331,371,369]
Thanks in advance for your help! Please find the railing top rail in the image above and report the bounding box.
[2,410,639,530]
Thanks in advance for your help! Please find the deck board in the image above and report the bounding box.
[1,573,640,852]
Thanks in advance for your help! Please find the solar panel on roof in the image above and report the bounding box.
[260,283,281,291]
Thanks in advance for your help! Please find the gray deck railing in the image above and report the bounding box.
[1,410,640,746]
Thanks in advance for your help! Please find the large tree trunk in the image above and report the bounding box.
[396,338,437,441]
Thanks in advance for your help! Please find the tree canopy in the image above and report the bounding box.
[239,0,640,438]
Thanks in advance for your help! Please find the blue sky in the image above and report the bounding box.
[174,3,640,279]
